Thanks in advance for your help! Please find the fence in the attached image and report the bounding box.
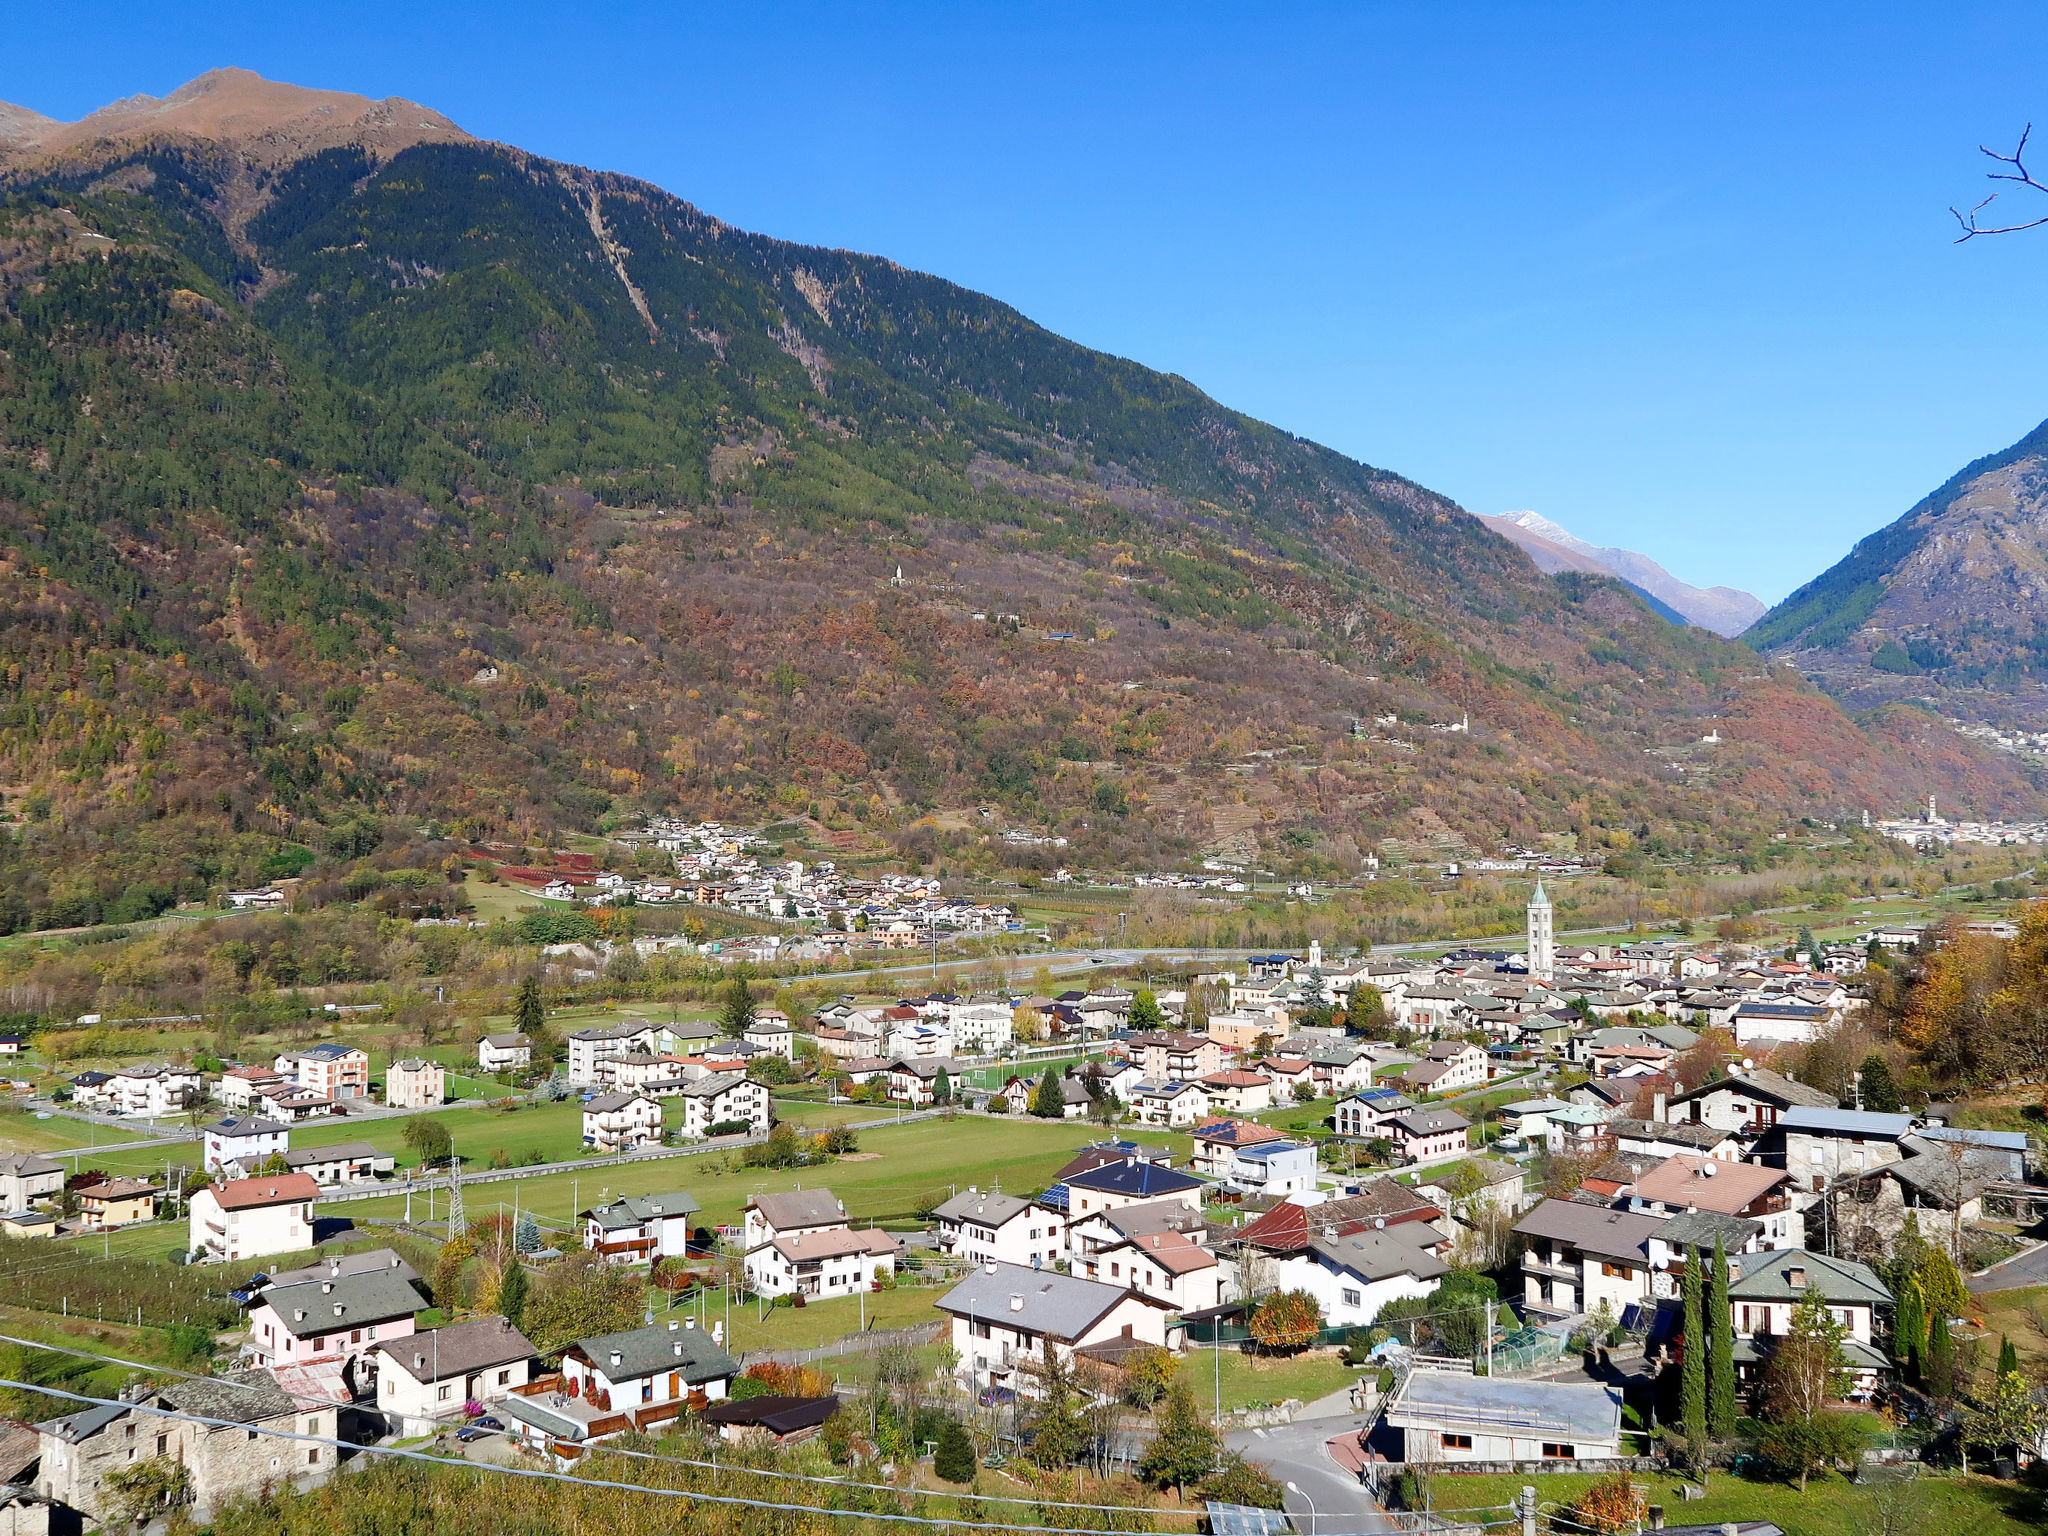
[740,1320,944,1369]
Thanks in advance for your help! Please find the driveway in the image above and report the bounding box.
[1226,1411,1399,1536]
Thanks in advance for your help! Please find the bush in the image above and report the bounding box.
[933,1416,977,1482]
[705,1119,752,1138]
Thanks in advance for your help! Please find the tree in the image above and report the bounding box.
[101,1455,193,1526]
[1761,1292,1862,1491]
[1196,1454,1285,1509]
[1679,1244,1708,1461]
[1127,989,1166,1031]
[1029,1066,1064,1119]
[934,1415,978,1483]
[1963,1368,2046,1469]
[497,1256,529,1329]
[1858,1053,1902,1113]
[1248,1290,1323,1354]
[1139,1380,1222,1495]
[932,1068,951,1106]
[1025,1340,1086,1468]
[521,1252,644,1351]
[1997,1334,2020,1378]
[1925,1307,1957,1399]
[514,975,545,1036]
[1572,1472,1648,1534]
[1119,1345,1180,1408]
[1892,1274,1925,1383]
[1796,926,1819,960]
[719,974,757,1036]
[1707,1237,1737,1439]
[402,1115,453,1168]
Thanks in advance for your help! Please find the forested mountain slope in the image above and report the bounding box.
[1753,414,2048,731]
[0,71,2034,928]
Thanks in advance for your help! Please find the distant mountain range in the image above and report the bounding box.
[1476,511,1767,638]
[1750,415,2048,730]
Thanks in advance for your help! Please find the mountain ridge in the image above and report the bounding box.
[1479,510,1765,637]
[0,69,2035,927]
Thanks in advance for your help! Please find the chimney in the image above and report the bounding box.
[1009,1293,1025,1312]
[322,1282,333,1293]
[1788,1266,1807,1288]
[1652,1092,1667,1123]
[611,1351,624,1368]
[674,1342,684,1357]
[685,1317,696,1330]
[711,1322,724,1345]
[333,1304,345,1317]
[668,1319,680,1331]
[984,1260,998,1276]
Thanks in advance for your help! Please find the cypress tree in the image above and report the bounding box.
[497,1257,529,1329]
[1030,1066,1064,1119]
[1998,1334,2019,1378]
[514,975,545,1035]
[1926,1308,1956,1399]
[1707,1237,1737,1438]
[1680,1244,1706,1445]
[1857,1054,1901,1114]
[1892,1274,1925,1384]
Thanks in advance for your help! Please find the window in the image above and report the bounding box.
[438,1385,452,1402]
[157,1434,168,1455]
[1600,1262,1634,1279]
[1342,1288,1363,1308]
[641,1381,654,1403]
[498,1370,511,1386]
[1440,1433,1472,1450]
[1541,1443,1576,1460]
[308,1449,321,1465]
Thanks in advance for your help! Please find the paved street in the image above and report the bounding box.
[1227,1408,1398,1536]
[1969,1238,2048,1293]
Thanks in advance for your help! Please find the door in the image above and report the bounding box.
[669,1372,680,1401]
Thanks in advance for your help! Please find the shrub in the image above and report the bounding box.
[933,1416,977,1482]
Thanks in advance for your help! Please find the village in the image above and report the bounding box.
[1,877,2042,1536]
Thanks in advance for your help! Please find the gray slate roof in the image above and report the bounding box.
[159,1368,295,1425]
[1656,1210,1763,1250]
[1389,1369,1622,1442]
[587,1190,701,1231]
[1309,1226,1452,1285]
[1777,1107,1915,1138]
[933,1189,1035,1226]
[285,1141,379,1168]
[265,1248,419,1289]
[748,1189,847,1231]
[378,1317,537,1382]
[935,1261,1161,1341]
[0,1152,62,1178]
[573,1319,738,1384]
[1728,1249,1891,1307]
[1513,1200,1665,1262]
[259,1267,426,1337]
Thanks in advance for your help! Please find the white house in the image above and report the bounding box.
[932,1189,1065,1270]
[386,1058,446,1109]
[1265,1223,1450,1328]
[937,1262,1176,1397]
[477,1033,532,1073]
[216,1065,288,1109]
[104,1063,204,1118]
[741,1013,795,1060]
[1197,1069,1276,1114]
[188,1173,318,1264]
[284,1141,389,1187]
[581,1091,663,1151]
[743,1188,850,1251]
[371,1317,537,1435]
[1402,1041,1488,1096]
[947,1002,1016,1055]
[1073,1228,1233,1312]
[0,1151,64,1210]
[1224,1141,1321,1198]
[201,1115,290,1176]
[1130,1080,1212,1127]
[1334,1088,1417,1140]
[567,1021,657,1086]
[671,1072,770,1138]
[1727,1249,1893,1397]
[748,1225,903,1298]
[1386,1371,1625,1464]
[583,1190,701,1265]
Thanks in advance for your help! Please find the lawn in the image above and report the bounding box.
[0,1110,114,1154]
[655,1279,948,1355]
[1425,1468,2045,1536]
[769,1098,875,1127]
[1969,1283,2048,1369]
[1177,1346,1360,1415]
[325,1114,1144,1230]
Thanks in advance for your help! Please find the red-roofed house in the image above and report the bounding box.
[188,1173,319,1264]
[1187,1117,1286,1178]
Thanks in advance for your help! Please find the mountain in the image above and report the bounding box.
[1477,511,1766,638]
[0,70,2035,927]
[1750,416,2048,730]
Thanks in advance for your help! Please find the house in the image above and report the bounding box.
[1833,1132,2004,1255]
[202,1115,291,1176]
[1385,1108,1470,1163]
[1627,1155,1802,1249]
[1402,1041,1488,1096]
[1385,1371,1625,1464]
[931,1190,1066,1270]
[743,1189,850,1252]
[1333,1087,1417,1140]
[742,1014,796,1060]
[671,1072,770,1138]
[1075,1228,1233,1312]
[477,1033,532,1073]
[1130,1080,1212,1127]
[1234,1181,1445,1257]
[0,1209,57,1238]
[189,1173,318,1263]
[1727,1249,1892,1397]
[1754,1107,1916,1192]
[937,1262,1175,1396]
[583,1190,701,1265]
[65,1070,111,1109]
[1188,1118,1288,1179]
[1417,1157,1529,1221]
[581,1091,663,1151]
[216,1065,288,1109]
[1197,1069,1276,1114]
[1222,1142,1321,1198]
[513,1319,738,1447]
[1730,1002,1832,1046]
[1666,1067,1834,1136]
[371,1317,538,1434]
[566,1021,657,1086]
[749,1225,903,1298]
[1059,1158,1207,1217]
[386,1059,446,1109]
[244,1260,424,1372]
[284,1141,389,1187]
[883,1056,967,1107]
[75,1178,158,1230]
[1607,1117,1742,1163]
[103,1064,204,1119]
[263,1248,420,1292]
[1129,1032,1223,1081]
[0,1152,63,1210]
[34,1369,338,1524]
[698,1393,841,1446]
[1267,1222,1451,1328]
[1514,1201,1667,1320]
[1916,1124,2029,1182]
[1205,1010,1285,1054]
[998,1072,1094,1118]
[273,1044,369,1102]
[1065,1196,1211,1260]
[946,1002,1016,1055]
[1545,1101,1617,1152]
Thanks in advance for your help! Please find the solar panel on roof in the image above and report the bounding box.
[1205,1503,1295,1536]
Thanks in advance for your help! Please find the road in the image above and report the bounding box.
[1227,1409,1398,1536]
[1969,1238,2048,1294]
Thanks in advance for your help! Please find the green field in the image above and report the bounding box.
[652,1278,949,1355]
[0,1110,115,1155]
[1178,1346,1360,1414]
[1424,1468,2044,1536]
[325,1115,1163,1230]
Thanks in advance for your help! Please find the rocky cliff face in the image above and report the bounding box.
[1753,417,2048,729]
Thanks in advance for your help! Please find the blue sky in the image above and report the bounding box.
[9,2,2048,603]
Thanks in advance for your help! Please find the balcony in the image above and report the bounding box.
[1520,1255,1578,1282]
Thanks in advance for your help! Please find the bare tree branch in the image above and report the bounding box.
[1951,124,2048,240]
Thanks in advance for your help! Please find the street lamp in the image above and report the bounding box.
[1284,1481,1317,1536]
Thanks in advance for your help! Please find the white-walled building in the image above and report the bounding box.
[189,1173,318,1264]
[1264,1224,1450,1329]
[371,1317,537,1435]
[671,1072,769,1139]
[478,1033,532,1073]
[583,1190,701,1265]
[1386,1371,1624,1464]
[937,1262,1175,1397]
[105,1063,204,1118]
[386,1058,446,1109]
[582,1091,663,1151]
[201,1115,290,1176]
[931,1189,1065,1271]
[748,1225,902,1298]
[244,1258,423,1370]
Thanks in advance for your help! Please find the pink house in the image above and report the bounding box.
[245,1258,424,1373]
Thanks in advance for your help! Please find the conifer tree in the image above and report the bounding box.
[514,975,545,1035]
[1926,1309,1956,1399]
[1857,1053,1901,1114]
[1680,1245,1707,1451]
[933,1068,951,1106]
[1892,1274,1925,1383]
[934,1416,977,1483]
[1708,1237,1737,1439]
[1997,1334,2019,1379]
[1139,1380,1223,1495]
[497,1256,529,1329]
[1030,1066,1064,1119]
